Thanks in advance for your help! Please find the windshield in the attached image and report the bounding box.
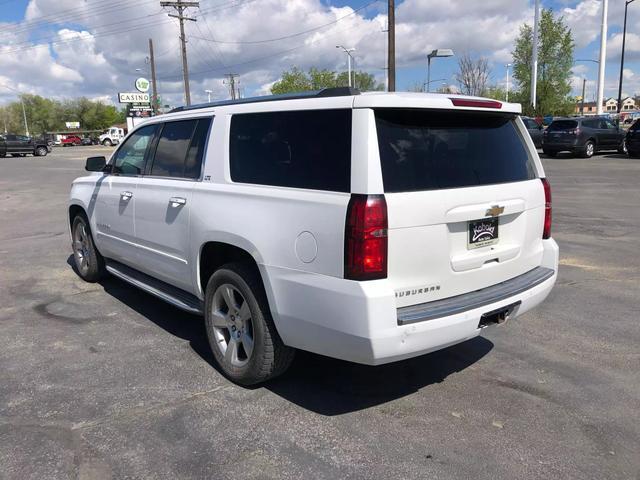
[375,109,537,193]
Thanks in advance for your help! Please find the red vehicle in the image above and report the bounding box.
[62,135,82,146]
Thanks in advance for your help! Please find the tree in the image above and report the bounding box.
[512,8,575,116]
[0,95,124,136]
[455,53,491,96]
[271,67,384,94]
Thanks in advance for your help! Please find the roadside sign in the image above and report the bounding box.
[135,78,150,93]
[119,92,150,103]
[65,121,80,128]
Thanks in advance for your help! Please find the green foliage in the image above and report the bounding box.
[271,66,384,94]
[512,8,575,116]
[483,86,508,102]
[0,94,125,136]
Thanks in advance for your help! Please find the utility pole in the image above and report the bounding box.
[388,0,395,92]
[148,38,159,115]
[224,74,239,100]
[530,0,540,111]
[581,78,586,115]
[161,0,199,106]
[596,0,608,115]
[617,0,636,114]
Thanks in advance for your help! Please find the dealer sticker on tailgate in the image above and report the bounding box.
[468,217,499,249]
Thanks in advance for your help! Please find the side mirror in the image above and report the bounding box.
[85,156,107,172]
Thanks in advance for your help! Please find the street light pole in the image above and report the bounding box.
[506,63,511,102]
[205,89,212,102]
[531,0,540,110]
[426,49,454,93]
[617,0,636,114]
[20,98,29,137]
[596,0,609,115]
[336,46,356,88]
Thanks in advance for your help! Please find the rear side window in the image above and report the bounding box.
[375,109,536,193]
[548,120,578,131]
[150,118,212,179]
[229,109,352,192]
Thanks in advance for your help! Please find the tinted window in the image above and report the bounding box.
[151,120,197,177]
[547,120,578,131]
[230,109,351,192]
[184,118,212,179]
[6,135,16,141]
[582,119,598,129]
[630,120,640,131]
[375,109,536,193]
[113,124,159,175]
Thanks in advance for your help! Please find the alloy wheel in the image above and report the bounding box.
[73,222,91,275]
[210,284,255,367]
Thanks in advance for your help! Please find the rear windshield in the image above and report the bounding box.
[375,109,536,193]
[547,120,578,131]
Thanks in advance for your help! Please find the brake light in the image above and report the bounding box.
[449,98,502,109]
[567,128,578,135]
[541,178,552,239]
[345,194,388,281]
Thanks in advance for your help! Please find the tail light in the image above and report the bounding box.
[344,194,388,280]
[541,178,552,239]
[567,128,578,135]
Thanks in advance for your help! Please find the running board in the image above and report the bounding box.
[105,260,203,315]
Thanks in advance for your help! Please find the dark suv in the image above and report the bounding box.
[542,117,626,158]
[0,134,51,157]
[625,119,640,157]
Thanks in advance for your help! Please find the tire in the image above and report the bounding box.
[35,146,48,157]
[581,140,595,158]
[204,262,295,385]
[71,214,106,282]
[618,139,628,155]
[542,149,557,157]
[0,152,5,158]
[102,139,112,146]
[10,153,20,157]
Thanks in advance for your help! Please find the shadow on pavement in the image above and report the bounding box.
[69,256,494,415]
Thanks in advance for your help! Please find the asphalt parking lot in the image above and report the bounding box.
[1,146,639,480]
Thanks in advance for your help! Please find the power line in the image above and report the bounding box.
[1,0,254,54]
[191,0,379,45]
[0,0,159,38]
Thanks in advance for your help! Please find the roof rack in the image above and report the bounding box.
[169,87,360,113]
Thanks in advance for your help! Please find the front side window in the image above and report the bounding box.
[112,124,159,175]
[375,109,536,193]
[229,109,352,192]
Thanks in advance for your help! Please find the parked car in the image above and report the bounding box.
[81,137,99,146]
[0,133,51,157]
[62,135,82,146]
[522,116,543,148]
[542,117,626,158]
[625,119,640,158]
[69,89,558,385]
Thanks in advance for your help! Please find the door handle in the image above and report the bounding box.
[169,197,187,207]
[120,191,133,200]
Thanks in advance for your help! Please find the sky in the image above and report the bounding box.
[1,0,640,108]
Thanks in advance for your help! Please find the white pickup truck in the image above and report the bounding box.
[68,88,558,385]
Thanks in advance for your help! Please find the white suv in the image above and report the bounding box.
[69,88,558,385]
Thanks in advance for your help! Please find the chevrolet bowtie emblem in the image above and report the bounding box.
[486,205,505,217]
